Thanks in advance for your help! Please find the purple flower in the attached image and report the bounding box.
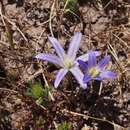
[35,33,100,88]
[78,51,117,84]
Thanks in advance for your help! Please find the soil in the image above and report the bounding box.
[0,0,130,130]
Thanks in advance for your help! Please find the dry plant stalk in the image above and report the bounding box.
[62,109,126,130]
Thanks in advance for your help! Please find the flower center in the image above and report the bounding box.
[63,55,75,69]
[88,66,100,78]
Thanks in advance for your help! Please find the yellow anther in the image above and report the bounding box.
[63,55,74,69]
[88,66,100,77]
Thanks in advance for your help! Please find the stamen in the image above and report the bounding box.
[88,66,100,77]
[63,55,75,69]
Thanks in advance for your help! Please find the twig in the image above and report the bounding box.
[62,109,126,130]
[0,7,22,75]
[53,121,58,129]
[0,87,18,93]
[35,100,47,111]
[49,0,56,37]
[33,63,55,101]
[103,0,113,10]
[0,8,27,42]
[108,43,125,105]
[16,68,44,87]
[99,82,103,95]
[66,9,83,31]
[38,15,55,41]
[40,67,55,101]
[3,15,28,42]
[112,33,130,50]
[108,44,124,74]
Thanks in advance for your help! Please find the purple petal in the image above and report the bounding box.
[100,70,117,79]
[88,50,97,67]
[70,66,87,89]
[54,69,68,88]
[35,53,62,66]
[83,74,92,83]
[77,51,101,62]
[98,56,110,69]
[67,32,82,60]
[77,60,88,71]
[48,37,65,60]
[93,77,102,81]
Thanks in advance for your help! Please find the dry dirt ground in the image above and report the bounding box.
[0,0,130,130]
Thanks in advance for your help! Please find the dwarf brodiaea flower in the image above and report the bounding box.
[35,33,100,88]
[78,51,117,83]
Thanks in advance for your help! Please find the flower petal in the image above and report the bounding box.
[70,66,87,89]
[67,32,82,60]
[35,53,62,66]
[83,74,92,83]
[76,51,101,62]
[48,37,65,60]
[77,60,88,71]
[88,50,97,67]
[100,70,117,79]
[98,56,110,69]
[54,69,68,88]
[93,77,102,81]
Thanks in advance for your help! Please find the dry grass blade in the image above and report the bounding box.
[108,43,125,75]
[0,7,27,42]
[39,63,55,101]
[2,15,28,42]
[62,109,127,130]
[0,87,18,93]
[49,0,57,37]
[112,33,130,50]
[108,43,125,105]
